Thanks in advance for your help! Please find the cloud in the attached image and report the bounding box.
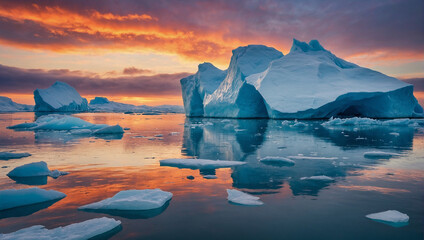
[122,67,153,75]
[0,64,190,97]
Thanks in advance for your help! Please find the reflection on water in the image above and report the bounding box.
[0,113,423,239]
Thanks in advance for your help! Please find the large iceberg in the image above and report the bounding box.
[0,217,121,239]
[34,81,88,112]
[181,39,423,119]
[0,188,66,211]
[0,96,33,112]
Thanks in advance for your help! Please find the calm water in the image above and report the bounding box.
[0,112,423,240]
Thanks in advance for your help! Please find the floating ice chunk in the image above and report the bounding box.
[0,217,121,239]
[7,161,68,178]
[93,125,124,134]
[389,132,400,137]
[322,117,419,127]
[203,175,217,179]
[169,132,180,135]
[160,158,246,169]
[366,210,409,226]
[0,188,66,211]
[288,156,338,160]
[227,189,263,206]
[363,151,402,158]
[291,121,308,128]
[300,175,334,181]
[259,157,295,166]
[154,134,163,137]
[79,189,172,211]
[0,152,31,160]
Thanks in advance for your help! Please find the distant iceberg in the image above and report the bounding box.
[181,39,423,119]
[34,81,88,112]
[0,217,121,239]
[89,96,184,113]
[0,96,33,112]
[0,188,65,211]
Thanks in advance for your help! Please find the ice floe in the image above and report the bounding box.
[227,189,263,206]
[0,188,66,211]
[160,158,246,169]
[366,210,409,226]
[363,151,402,158]
[7,161,68,178]
[300,175,334,181]
[0,152,31,160]
[259,156,295,166]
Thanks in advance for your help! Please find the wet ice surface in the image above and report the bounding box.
[0,112,423,239]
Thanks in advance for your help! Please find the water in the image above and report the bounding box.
[0,112,423,239]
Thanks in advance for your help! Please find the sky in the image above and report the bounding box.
[0,0,423,106]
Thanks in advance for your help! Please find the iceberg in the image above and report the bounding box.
[0,152,31,160]
[79,189,172,211]
[0,96,33,112]
[0,188,66,211]
[259,156,295,166]
[180,39,423,119]
[363,151,402,159]
[300,175,334,181]
[34,81,88,112]
[7,161,68,178]
[89,96,184,113]
[160,158,246,169]
[366,210,409,227]
[227,189,263,206]
[0,217,121,239]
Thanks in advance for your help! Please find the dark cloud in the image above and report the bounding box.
[122,67,153,75]
[0,64,190,97]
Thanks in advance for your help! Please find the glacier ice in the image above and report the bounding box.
[7,161,68,178]
[0,217,121,239]
[0,188,66,211]
[0,152,31,160]
[34,81,88,112]
[366,210,409,226]
[180,39,423,119]
[227,189,263,206]
[160,158,246,169]
[0,96,33,112]
[79,189,172,211]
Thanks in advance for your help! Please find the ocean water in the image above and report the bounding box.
[0,112,423,239]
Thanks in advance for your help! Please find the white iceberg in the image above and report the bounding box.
[0,188,66,211]
[160,158,246,169]
[0,96,33,112]
[259,156,295,166]
[7,161,68,178]
[227,189,263,206]
[300,175,334,181]
[363,151,402,158]
[92,125,124,135]
[180,39,423,119]
[34,81,88,112]
[0,217,121,239]
[366,210,409,224]
[0,152,31,160]
[79,189,172,211]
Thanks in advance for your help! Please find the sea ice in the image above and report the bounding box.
[300,175,334,181]
[366,210,409,224]
[227,189,263,206]
[0,152,31,160]
[79,189,172,211]
[160,158,246,169]
[7,161,68,178]
[0,188,66,211]
[363,151,402,158]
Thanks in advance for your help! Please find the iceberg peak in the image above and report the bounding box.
[290,39,326,53]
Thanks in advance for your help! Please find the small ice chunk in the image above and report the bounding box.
[300,175,334,181]
[93,125,124,134]
[49,169,69,178]
[7,161,68,178]
[169,132,180,135]
[0,188,66,211]
[288,156,338,160]
[389,132,400,137]
[227,189,263,206]
[79,189,172,211]
[160,159,246,169]
[366,210,409,224]
[259,157,295,166]
[203,175,217,179]
[0,152,31,160]
[363,151,402,158]
[0,217,121,239]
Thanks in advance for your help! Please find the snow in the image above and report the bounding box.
[160,158,246,169]
[7,161,68,178]
[93,125,124,135]
[34,81,89,112]
[180,39,423,119]
[227,189,263,206]
[0,152,31,160]
[288,156,338,160]
[300,175,334,181]
[363,151,402,158]
[79,189,172,211]
[0,188,66,211]
[0,96,33,112]
[366,210,409,223]
[259,156,295,166]
[0,217,121,240]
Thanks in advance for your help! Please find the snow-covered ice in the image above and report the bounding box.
[160,158,246,169]
[366,210,409,225]
[0,188,66,211]
[0,96,33,112]
[7,161,68,178]
[300,175,334,181]
[34,81,89,112]
[259,157,295,166]
[0,152,31,160]
[363,151,402,158]
[0,217,121,239]
[79,189,172,211]
[227,189,263,206]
